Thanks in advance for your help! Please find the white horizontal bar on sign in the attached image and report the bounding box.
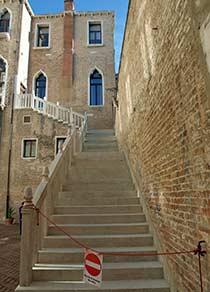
[85,260,101,271]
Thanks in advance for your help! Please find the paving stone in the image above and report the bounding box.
[0,224,20,292]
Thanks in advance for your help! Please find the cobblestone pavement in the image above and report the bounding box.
[0,224,20,292]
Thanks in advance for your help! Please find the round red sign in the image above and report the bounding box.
[85,252,102,277]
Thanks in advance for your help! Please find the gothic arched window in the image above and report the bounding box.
[90,69,103,106]
[0,57,7,107]
[0,10,10,33]
[34,73,47,99]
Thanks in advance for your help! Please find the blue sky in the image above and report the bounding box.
[28,0,129,72]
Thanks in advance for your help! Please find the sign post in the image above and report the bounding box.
[84,249,103,287]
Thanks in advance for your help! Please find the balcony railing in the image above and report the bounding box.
[14,94,85,128]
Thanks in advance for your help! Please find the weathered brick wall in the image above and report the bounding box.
[8,109,69,221]
[116,0,210,291]
[28,11,116,129]
[73,12,116,129]
[0,0,24,220]
[28,14,65,105]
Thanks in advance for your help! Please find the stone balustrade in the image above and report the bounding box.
[19,115,87,287]
[14,93,85,128]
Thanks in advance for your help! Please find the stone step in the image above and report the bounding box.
[68,176,132,184]
[56,197,140,206]
[38,246,158,264]
[33,261,164,281]
[62,182,135,192]
[51,213,146,224]
[16,279,170,292]
[85,136,117,143]
[48,222,149,236]
[84,139,118,148]
[54,204,143,214]
[58,189,137,198]
[87,129,115,135]
[84,142,118,149]
[43,234,153,248]
[75,151,124,160]
[73,159,128,168]
[69,165,131,181]
[83,147,119,153]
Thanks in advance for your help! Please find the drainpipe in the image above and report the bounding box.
[63,0,74,103]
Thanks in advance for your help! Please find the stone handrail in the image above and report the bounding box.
[19,115,88,287]
[14,93,84,128]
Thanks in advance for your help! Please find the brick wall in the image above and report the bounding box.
[116,0,210,291]
[0,3,116,221]
[0,0,24,220]
[28,11,116,129]
[28,15,65,105]
[73,12,116,129]
[9,109,69,221]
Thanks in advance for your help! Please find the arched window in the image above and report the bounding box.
[34,73,47,99]
[0,9,10,33]
[90,69,103,106]
[0,57,7,107]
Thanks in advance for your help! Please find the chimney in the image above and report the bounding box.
[61,0,75,103]
[64,0,74,11]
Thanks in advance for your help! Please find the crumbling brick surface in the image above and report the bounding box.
[0,224,20,292]
[116,0,210,291]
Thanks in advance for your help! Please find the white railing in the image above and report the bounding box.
[18,115,88,287]
[14,93,85,128]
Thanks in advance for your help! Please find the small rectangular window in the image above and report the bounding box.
[89,23,102,44]
[55,137,66,154]
[36,25,49,47]
[22,139,37,159]
[23,116,31,124]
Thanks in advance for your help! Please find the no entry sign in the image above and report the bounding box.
[84,249,103,287]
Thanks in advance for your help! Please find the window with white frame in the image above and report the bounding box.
[23,116,31,124]
[22,139,37,159]
[0,9,10,33]
[89,69,103,106]
[55,137,66,154]
[36,25,49,47]
[0,57,7,108]
[88,22,102,45]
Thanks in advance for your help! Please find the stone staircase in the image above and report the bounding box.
[16,129,171,292]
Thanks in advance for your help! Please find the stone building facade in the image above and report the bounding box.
[0,0,115,221]
[116,0,210,291]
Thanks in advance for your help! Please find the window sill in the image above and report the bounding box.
[0,32,10,41]
[87,43,104,48]
[89,105,104,108]
[21,157,37,160]
[33,46,51,50]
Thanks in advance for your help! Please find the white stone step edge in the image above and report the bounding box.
[33,261,163,270]
[16,279,170,290]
